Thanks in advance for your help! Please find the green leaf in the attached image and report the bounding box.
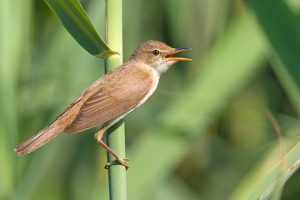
[229,140,300,200]
[245,0,300,86]
[271,57,300,115]
[44,0,115,58]
[245,0,300,117]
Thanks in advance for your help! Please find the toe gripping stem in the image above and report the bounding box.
[94,125,129,170]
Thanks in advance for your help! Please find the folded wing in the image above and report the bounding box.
[65,65,153,133]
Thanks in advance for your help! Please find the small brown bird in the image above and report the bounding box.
[14,40,191,168]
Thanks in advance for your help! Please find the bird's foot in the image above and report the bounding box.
[105,157,129,170]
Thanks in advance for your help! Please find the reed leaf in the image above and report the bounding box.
[44,0,116,57]
[245,0,300,86]
[229,140,300,200]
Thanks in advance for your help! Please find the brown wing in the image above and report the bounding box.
[64,64,153,133]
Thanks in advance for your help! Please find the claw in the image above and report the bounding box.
[105,158,129,170]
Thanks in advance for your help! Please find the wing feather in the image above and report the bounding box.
[65,65,153,133]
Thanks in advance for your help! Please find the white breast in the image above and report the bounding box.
[136,68,160,107]
[108,67,159,127]
[136,61,174,107]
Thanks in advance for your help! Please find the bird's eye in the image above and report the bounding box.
[152,50,160,56]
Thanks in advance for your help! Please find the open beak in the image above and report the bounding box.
[165,47,192,61]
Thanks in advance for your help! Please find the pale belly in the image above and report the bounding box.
[108,68,160,127]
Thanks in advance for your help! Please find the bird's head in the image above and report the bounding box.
[129,40,191,74]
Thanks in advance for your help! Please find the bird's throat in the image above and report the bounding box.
[153,61,176,75]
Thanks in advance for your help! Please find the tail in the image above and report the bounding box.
[14,122,65,156]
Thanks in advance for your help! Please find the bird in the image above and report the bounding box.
[14,40,191,169]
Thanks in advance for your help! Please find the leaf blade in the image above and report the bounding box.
[245,0,300,86]
[44,0,114,57]
[229,140,300,200]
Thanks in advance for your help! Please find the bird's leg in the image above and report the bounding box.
[94,124,129,170]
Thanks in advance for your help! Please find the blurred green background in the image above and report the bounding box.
[1,0,300,199]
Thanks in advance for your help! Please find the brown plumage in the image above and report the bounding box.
[14,40,191,168]
[15,63,153,155]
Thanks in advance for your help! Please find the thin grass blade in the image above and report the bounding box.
[229,140,300,200]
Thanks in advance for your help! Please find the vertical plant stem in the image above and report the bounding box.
[105,0,127,200]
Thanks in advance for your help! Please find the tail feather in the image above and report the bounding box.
[14,124,64,156]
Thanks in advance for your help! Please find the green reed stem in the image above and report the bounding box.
[104,0,127,199]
